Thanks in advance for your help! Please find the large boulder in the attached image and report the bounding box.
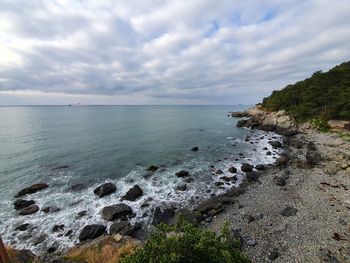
[14,199,35,210]
[94,182,116,198]
[110,221,130,235]
[241,163,253,173]
[19,205,39,215]
[122,185,143,201]
[79,225,106,241]
[175,170,190,177]
[15,183,48,197]
[101,204,133,221]
[152,207,175,225]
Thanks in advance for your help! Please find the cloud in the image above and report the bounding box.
[0,0,350,105]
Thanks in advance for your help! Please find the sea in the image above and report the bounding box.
[0,105,281,253]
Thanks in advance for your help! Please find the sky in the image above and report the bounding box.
[0,0,350,105]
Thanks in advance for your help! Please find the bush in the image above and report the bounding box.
[120,219,250,263]
[310,117,330,132]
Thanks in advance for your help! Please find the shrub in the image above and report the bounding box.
[120,219,250,263]
[310,117,330,132]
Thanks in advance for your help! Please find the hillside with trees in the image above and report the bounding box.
[262,61,350,122]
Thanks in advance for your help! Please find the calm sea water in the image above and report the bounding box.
[0,105,281,253]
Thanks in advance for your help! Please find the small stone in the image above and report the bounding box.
[191,146,199,152]
[215,169,223,175]
[268,248,279,260]
[274,176,286,186]
[280,206,297,217]
[114,233,123,242]
[255,164,265,170]
[241,163,253,172]
[228,167,237,173]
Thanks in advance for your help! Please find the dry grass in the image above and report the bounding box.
[64,239,139,263]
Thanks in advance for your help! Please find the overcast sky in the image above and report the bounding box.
[0,0,350,105]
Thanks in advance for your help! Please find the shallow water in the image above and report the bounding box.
[0,105,281,253]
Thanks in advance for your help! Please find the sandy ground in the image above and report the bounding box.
[209,132,350,262]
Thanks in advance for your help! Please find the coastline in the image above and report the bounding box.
[6,107,350,262]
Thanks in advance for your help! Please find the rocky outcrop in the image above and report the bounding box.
[152,207,175,225]
[14,199,35,210]
[231,106,298,136]
[94,182,116,198]
[101,204,133,221]
[15,183,48,197]
[175,170,190,177]
[19,205,39,215]
[122,185,143,201]
[79,224,106,241]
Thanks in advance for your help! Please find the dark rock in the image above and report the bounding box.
[263,147,268,150]
[276,156,288,166]
[215,169,223,175]
[241,163,253,173]
[280,206,297,217]
[220,176,231,182]
[15,223,31,231]
[255,164,265,170]
[306,150,322,165]
[101,204,133,221]
[274,176,286,186]
[243,214,255,223]
[146,165,158,172]
[53,165,70,170]
[191,146,199,151]
[228,167,237,173]
[52,224,65,232]
[246,172,259,182]
[65,230,73,236]
[307,141,316,151]
[19,205,39,215]
[32,234,48,245]
[266,151,272,155]
[79,224,106,241]
[110,221,130,235]
[152,207,175,225]
[215,181,224,186]
[122,185,143,201]
[15,183,48,197]
[140,202,149,208]
[14,199,35,210]
[47,246,57,253]
[268,248,279,260]
[185,177,194,183]
[236,119,248,127]
[269,140,282,148]
[41,206,60,214]
[94,182,116,198]
[175,170,190,177]
[76,210,87,219]
[175,184,187,191]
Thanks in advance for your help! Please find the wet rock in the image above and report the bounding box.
[276,156,288,166]
[269,141,282,148]
[191,146,198,151]
[280,206,297,217]
[101,204,133,221]
[19,205,39,215]
[79,224,106,241]
[152,207,175,225]
[255,164,265,170]
[15,183,48,198]
[175,170,190,177]
[220,176,231,182]
[268,248,279,260]
[122,185,143,201]
[246,172,259,182]
[241,163,253,173]
[306,150,322,165]
[110,221,130,235]
[175,184,187,191]
[52,224,65,232]
[41,206,60,214]
[215,181,224,186]
[47,246,57,253]
[185,177,194,183]
[94,182,116,198]
[228,167,237,173]
[76,210,87,219]
[140,202,150,208]
[274,176,286,186]
[14,199,35,210]
[146,165,158,172]
[266,151,272,155]
[32,234,48,245]
[215,169,223,175]
[65,230,73,236]
[15,223,31,231]
[263,147,268,150]
[236,119,248,127]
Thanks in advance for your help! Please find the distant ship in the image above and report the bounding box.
[68,103,81,106]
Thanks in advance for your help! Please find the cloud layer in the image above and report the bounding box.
[1,0,350,105]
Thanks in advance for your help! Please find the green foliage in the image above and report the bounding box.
[262,61,350,122]
[310,117,330,132]
[120,219,250,263]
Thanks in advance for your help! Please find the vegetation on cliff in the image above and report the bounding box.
[262,61,350,122]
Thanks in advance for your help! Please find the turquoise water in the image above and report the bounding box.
[0,105,281,252]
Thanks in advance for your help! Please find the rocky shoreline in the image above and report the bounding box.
[7,107,350,262]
